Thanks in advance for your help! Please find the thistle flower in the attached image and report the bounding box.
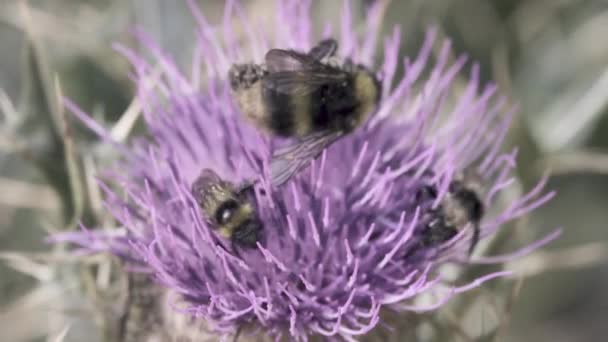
[55,0,560,340]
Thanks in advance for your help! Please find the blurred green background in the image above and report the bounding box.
[0,0,607,341]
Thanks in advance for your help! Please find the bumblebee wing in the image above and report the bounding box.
[308,39,338,60]
[265,49,315,72]
[191,169,236,208]
[270,131,343,186]
[192,169,222,196]
[263,70,345,96]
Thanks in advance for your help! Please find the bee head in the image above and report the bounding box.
[228,63,266,91]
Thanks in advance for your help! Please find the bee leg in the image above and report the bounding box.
[468,223,480,256]
[230,239,243,259]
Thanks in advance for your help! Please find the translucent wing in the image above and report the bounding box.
[308,39,338,60]
[263,70,345,96]
[265,49,315,72]
[191,168,235,209]
[270,131,344,186]
[192,169,222,197]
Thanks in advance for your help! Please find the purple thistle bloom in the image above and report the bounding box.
[56,0,561,340]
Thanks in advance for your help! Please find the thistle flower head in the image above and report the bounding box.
[57,0,559,340]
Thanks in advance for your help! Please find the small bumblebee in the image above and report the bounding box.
[415,172,485,256]
[118,273,167,342]
[229,39,382,186]
[191,169,262,249]
[117,271,222,341]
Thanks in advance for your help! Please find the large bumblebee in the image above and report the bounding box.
[191,169,262,249]
[415,172,485,256]
[229,39,382,186]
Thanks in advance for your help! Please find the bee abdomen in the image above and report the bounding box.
[268,94,297,136]
[309,82,358,132]
[264,83,313,137]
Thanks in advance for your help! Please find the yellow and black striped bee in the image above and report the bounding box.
[191,169,262,249]
[415,172,485,256]
[228,39,382,186]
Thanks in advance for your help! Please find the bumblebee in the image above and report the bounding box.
[415,173,485,256]
[191,169,262,249]
[117,272,222,341]
[229,39,382,186]
[118,273,167,342]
